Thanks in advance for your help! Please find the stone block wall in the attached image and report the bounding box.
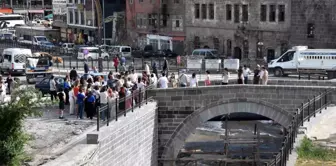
[93,102,158,166]
[148,85,335,158]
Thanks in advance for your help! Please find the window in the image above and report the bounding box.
[213,37,219,50]
[69,10,73,24]
[226,4,232,21]
[129,0,133,4]
[269,5,276,22]
[194,36,200,49]
[121,47,131,52]
[201,4,207,19]
[74,10,78,24]
[175,20,180,27]
[278,5,285,22]
[243,40,248,58]
[242,4,248,22]
[209,3,214,20]
[260,5,267,22]
[174,0,179,3]
[278,51,294,62]
[234,4,240,23]
[195,4,200,19]
[307,23,315,38]
[80,11,85,25]
[227,39,232,57]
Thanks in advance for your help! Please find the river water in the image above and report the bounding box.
[175,120,285,166]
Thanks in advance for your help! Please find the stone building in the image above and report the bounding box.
[290,0,336,48]
[126,0,185,54]
[185,0,291,66]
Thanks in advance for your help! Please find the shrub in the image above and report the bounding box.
[0,87,51,166]
[297,136,336,161]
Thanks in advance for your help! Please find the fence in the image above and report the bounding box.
[95,86,152,131]
[266,89,333,166]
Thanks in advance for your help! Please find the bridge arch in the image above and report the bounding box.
[161,98,292,159]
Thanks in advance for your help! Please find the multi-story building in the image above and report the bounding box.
[2,0,52,19]
[53,0,68,42]
[185,0,291,65]
[290,0,336,49]
[65,0,125,44]
[126,0,185,54]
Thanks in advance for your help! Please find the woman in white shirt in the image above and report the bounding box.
[150,73,157,88]
[189,73,198,87]
[222,68,230,85]
[69,86,75,115]
[99,87,108,121]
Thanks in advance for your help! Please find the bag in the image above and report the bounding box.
[205,79,211,86]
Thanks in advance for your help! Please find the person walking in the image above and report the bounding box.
[113,56,119,72]
[261,66,269,85]
[162,57,169,76]
[49,76,57,101]
[57,88,66,119]
[243,65,251,84]
[152,62,158,78]
[189,73,198,87]
[253,65,261,84]
[237,67,244,84]
[144,62,150,75]
[205,70,211,86]
[222,68,230,85]
[69,67,78,81]
[5,75,13,94]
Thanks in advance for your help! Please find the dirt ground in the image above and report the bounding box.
[23,106,95,166]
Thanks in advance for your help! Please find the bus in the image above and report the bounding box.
[0,13,25,28]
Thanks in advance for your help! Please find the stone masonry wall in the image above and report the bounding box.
[148,85,335,158]
[94,102,158,166]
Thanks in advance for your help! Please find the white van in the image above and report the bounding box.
[0,48,32,75]
[109,46,132,57]
[77,47,109,60]
[191,49,219,59]
[268,46,336,76]
[18,35,49,46]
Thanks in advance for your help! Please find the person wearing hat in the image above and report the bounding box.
[253,65,261,84]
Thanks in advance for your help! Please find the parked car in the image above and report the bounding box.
[132,45,156,58]
[40,41,55,50]
[35,76,64,96]
[155,49,178,58]
[191,49,220,59]
[77,47,109,60]
[60,43,75,54]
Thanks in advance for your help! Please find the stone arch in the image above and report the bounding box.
[161,98,292,159]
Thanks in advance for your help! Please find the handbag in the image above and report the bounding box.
[205,79,211,86]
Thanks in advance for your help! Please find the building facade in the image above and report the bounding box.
[126,0,185,54]
[2,0,52,19]
[65,0,125,44]
[53,0,68,42]
[290,0,336,49]
[185,0,291,65]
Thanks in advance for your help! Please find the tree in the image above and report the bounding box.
[0,87,51,166]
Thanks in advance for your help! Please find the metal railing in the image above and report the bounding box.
[266,89,333,166]
[95,86,152,131]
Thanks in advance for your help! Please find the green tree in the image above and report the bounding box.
[0,87,51,166]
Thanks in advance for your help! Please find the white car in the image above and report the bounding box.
[77,47,109,60]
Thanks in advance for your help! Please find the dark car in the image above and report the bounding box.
[35,76,65,96]
[155,49,178,58]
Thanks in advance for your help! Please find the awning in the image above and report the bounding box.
[0,8,13,14]
[172,36,185,41]
[44,14,53,19]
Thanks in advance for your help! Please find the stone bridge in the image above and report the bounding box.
[148,81,336,160]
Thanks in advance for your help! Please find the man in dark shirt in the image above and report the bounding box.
[253,65,261,84]
[69,67,78,81]
[5,75,13,94]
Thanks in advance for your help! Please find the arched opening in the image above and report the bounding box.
[159,99,292,162]
[234,47,242,60]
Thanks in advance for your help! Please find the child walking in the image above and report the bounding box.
[58,88,66,119]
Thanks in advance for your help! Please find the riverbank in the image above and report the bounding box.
[286,105,336,166]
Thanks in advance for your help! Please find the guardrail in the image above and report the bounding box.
[266,89,333,166]
[95,86,152,131]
